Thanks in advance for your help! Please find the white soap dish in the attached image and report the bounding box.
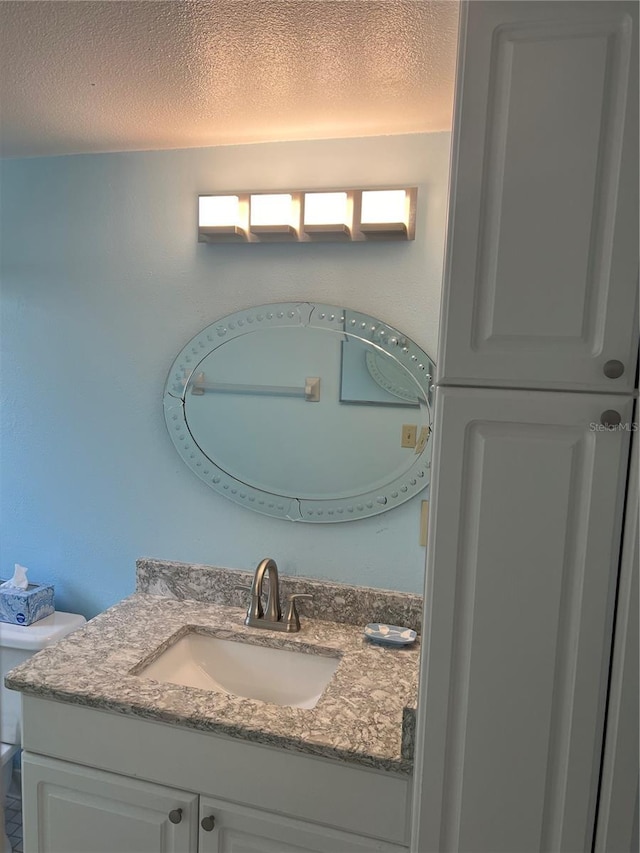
[364,623,417,646]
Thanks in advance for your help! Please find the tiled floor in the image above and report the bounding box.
[4,793,23,853]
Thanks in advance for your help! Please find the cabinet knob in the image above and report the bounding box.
[601,410,622,427]
[603,360,625,379]
[168,808,183,824]
[201,815,216,832]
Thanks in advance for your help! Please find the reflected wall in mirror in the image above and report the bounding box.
[164,303,435,522]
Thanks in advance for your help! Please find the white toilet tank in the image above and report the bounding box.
[0,611,86,745]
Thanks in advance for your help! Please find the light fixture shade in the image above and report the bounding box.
[199,195,241,227]
[250,194,297,236]
[359,189,413,237]
[303,191,347,226]
[198,195,247,240]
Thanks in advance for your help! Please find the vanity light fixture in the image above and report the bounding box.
[197,187,416,243]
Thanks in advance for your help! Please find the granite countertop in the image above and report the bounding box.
[5,592,420,775]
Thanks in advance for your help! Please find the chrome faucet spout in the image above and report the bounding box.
[239,558,311,632]
[252,557,281,623]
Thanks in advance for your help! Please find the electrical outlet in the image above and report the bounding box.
[401,424,417,448]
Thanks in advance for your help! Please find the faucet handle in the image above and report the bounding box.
[284,594,313,632]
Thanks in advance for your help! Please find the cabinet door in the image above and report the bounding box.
[438,1,638,392]
[411,388,633,853]
[22,753,198,853]
[197,796,407,853]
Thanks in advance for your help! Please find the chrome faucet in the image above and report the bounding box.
[237,558,312,633]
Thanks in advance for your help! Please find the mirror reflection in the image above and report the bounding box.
[164,303,435,522]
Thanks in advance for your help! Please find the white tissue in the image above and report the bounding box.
[0,563,29,590]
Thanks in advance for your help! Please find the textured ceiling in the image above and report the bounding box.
[0,0,459,158]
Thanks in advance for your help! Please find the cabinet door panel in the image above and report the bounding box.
[22,753,198,853]
[411,388,632,853]
[198,796,407,853]
[438,1,638,392]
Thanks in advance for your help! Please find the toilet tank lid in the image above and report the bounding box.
[0,611,86,650]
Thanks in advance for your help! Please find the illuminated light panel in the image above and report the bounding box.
[360,190,408,226]
[199,195,242,228]
[304,192,348,226]
[250,194,294,227]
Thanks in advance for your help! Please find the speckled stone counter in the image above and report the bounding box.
[6,593,420,775]
[137,558,424,632]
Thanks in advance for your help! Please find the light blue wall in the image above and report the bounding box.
[0,133,450,618]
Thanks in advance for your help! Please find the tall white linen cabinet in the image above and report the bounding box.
[411,2,638,853]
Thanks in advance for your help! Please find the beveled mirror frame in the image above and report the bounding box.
[163,302,435,522]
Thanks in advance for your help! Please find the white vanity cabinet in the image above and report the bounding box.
[21,751,407,853]
[22,754,199,853]
[19,696,411,853]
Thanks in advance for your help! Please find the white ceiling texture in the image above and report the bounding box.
[0,0,459,158]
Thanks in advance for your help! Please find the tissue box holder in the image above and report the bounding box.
[0,582,54,625]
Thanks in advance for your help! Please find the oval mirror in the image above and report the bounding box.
[163,303,435,522]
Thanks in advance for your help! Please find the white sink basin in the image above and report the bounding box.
[138,632,340,710]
